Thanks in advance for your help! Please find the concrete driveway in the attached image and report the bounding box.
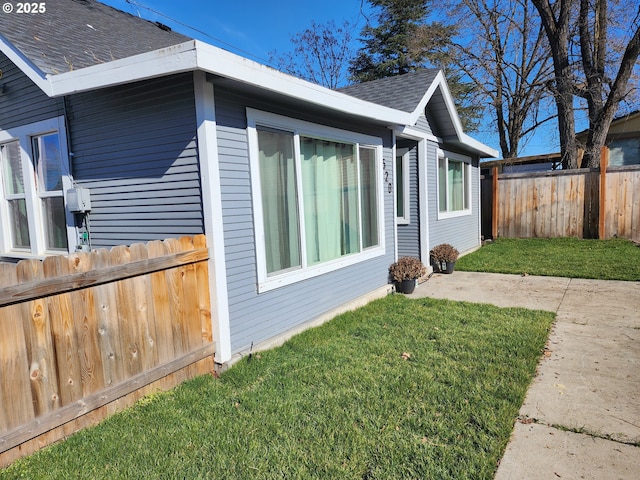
[408,271,640,480]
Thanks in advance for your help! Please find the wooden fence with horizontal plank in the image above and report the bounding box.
[485,158,640,242]
[0,235,214,467]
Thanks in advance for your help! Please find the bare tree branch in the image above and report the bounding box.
[269,20,355,89]
[440,0,553,158]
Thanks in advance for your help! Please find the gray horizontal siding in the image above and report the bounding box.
[397,143,421,259]
[214,87,396,354]
[0,53,62,129]
[428,146,481,256]
[414,113,433,136]
[67,73,202,249]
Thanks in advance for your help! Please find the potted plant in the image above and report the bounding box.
[389,256,426,294]
[430,243,459,274]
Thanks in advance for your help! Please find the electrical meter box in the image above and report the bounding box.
[67,187,91,213]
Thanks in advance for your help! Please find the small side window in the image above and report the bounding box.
[438,151,471,218]
[396,150,410,224]
[0,117,72,257]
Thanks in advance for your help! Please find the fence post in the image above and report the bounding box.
[491,167,499,239]
[599,146,608,239]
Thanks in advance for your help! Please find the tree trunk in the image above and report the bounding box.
[532,0,579,169]
[552,62,578,169]
[581,119,609,168]
[579,2,640,168]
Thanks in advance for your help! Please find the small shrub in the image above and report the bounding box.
[389,256,427,282]
[430,243,459,263]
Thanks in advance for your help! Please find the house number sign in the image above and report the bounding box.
[383,159,393,194]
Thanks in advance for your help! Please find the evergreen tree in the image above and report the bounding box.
[350,0,482,131]
[349,0,431,82]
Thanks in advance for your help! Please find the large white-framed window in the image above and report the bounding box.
[395,148,410,224]
[437,150,471,219]
[0,117,74,258]
[248,109,385,292]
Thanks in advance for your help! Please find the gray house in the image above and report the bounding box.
[0,0,497,365]
[340,72,497,259]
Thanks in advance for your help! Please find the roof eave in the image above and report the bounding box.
[3,36,495,151]
[0,35,50,93]
[194,41,409,125]
[444,134,499,158]
[408,71,464,129]
[412,71,497,158]
[38,39,411,126]
[49,40,200,96]
[407,70,445,125]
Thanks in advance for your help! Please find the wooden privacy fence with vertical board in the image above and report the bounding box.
[601,165,640,241]
[485,161,640,242]
[0,235,214,466]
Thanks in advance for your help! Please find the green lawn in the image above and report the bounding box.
[457,237,640,281]
[1,296,554,480]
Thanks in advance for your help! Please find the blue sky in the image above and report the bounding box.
[100,0,561,157]
[101,0,371,65]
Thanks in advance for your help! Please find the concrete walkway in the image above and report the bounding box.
[408,272,640,480]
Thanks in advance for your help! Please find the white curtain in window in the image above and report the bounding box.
[360,147,378,248]
[438,157,447,212]
[341,145,359,255]
[449,160,464,211]
[301,138,359,264]
[258,129,301,274]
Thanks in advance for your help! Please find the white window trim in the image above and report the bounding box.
[0,116,76,258]
[247,108,386,293]
[396,148,410,225]
[437,149,472,220]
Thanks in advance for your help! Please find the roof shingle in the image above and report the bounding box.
[0,0,191,74]
[337,69,440,113]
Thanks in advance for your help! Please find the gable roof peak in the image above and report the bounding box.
[337,69,441,114]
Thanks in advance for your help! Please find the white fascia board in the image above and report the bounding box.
[44,39,410,126]
[443,133,499,158]
[37,38,496,156]
[407,71,453,126]
[49,41,199,96]
[0,36,50,93]
[192,41,409,125]
[410,70,498,159]
[460,133,499,158]
[409,70,465,135]
[392,125,439,142]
